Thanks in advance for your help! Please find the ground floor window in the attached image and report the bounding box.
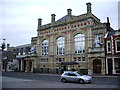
[41,58,48,62]
[74,57,86,62]
[56,58,65,62]
[115,58,120,73]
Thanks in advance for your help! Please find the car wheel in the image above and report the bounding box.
[79,79,84,84]
[61,78,66,83]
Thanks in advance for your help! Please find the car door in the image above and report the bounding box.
[69,73,78,82]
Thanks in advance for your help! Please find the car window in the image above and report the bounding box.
[64,73,69,76]
[68,73,77,76]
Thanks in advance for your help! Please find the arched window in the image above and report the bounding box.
[56,37,65,55]
[74,33,85,54]
[42,40,49,55]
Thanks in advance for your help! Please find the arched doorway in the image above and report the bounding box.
[93,59,101,73]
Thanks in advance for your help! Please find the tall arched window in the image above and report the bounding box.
[42,40,49,55]
[56,37,65,55]
[74,33,85,54]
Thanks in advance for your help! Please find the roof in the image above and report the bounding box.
[107,30,120,38]
[57,15,76,21]
[15,44,31,48]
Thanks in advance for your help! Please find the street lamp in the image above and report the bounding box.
[1,39,6,51]
[1,38,7,72]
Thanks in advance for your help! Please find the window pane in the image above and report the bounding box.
[56,37,65,55]
[117,41,120,51]
[74,34,85,54]
[42,40,49,55]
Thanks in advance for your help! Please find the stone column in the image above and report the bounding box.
[112,58,116,74]
[88,58,92,75]
[21,59,23,71]
[101,58,105,75]
[106,58,108,74]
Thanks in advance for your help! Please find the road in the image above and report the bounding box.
[1,71,120,89]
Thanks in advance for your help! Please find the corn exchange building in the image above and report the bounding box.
[34,3,113,75]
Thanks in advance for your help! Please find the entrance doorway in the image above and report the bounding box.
[93,59,101,73]
[107,59,112,75]
[29,61,32,72]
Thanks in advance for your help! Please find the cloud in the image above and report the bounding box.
[0,0,119,46]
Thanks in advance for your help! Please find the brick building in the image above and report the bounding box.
[105,29,120,75]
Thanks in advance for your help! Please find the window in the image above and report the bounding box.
[74,57,77,61]
[42,40,49,55]
[74,57,86,62]
[78,57,81,61]
[74,34,85,54]
[23,48,26,55]
[69,73,77,76]
[18,48,21,55]
[82,57,85,61]
[94,34,103,47]
[107,41,111,53]
[115,58,120,73]
[116,38,120,52]
[41,58,48,62]
[56,37,65,55]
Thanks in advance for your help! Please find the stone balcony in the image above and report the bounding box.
[88,47,105,58]
[88,47,105,54]
[16,52,37,59]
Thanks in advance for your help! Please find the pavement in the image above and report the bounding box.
[1,71,120,78]
[18,71,120,78]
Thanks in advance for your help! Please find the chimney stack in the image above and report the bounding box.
[67,9,72,17]
[106,17,111,31]
[38,18,42,26]
[86,2,92,14]
[51,14,56,23]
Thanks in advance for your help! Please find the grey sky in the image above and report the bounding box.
[0,0,119,47]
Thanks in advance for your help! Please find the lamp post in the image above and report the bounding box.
[1,39,7,72]
[1,39,6,51]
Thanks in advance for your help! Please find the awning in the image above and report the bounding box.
[57,62,79,65]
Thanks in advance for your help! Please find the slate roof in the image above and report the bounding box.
[107,29,120,38]
[57,15,76,21]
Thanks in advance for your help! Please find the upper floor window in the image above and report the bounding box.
[94,34,103,47]
[74,33,85,54]
[42,40,49,55]
[56,37,65,55]
[107,41,111,53]
[23,48,26,55]
[116,38,120,52]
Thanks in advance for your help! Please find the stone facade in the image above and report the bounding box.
[32,2,113,75]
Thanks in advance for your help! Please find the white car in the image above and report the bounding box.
[61,71,92,84]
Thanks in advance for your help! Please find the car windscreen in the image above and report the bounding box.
[75,72,83,76]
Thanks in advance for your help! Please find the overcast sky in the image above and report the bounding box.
[0,0,119,47]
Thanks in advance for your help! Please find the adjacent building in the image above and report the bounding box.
[15,44,31,72]
[15,37,37,72]
[34,2,113,75]
[105,29,120,75]
[2,44,18,71]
